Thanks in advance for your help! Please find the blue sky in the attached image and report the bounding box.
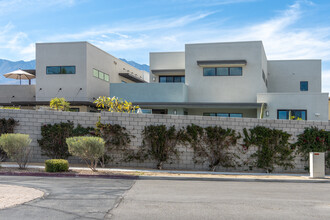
[1,0,330,91]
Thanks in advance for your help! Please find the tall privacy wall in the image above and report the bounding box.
[1,109,329,173]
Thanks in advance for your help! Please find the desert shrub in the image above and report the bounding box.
[133,125,182,170]
[94,120,133,167]
[182,124,241,171]
[45,159,69,172]
[243,126,295,173]
[0,118,19,161]
[294,127,330,169]
[38,121,93,159]
[66,136,105,171]
[0,133,31,169]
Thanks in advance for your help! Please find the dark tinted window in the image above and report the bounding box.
[159,76,185,83]
[216,68,229,76]
[230,67,242,76]
[203,68,216,76]
[300,81,308,91]
[46,66,75,74]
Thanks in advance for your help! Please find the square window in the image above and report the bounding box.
[166,76,174,82]
[230,67,242,76]
[181,76,185,83]
[203,68,216,76]
[216,68,229,76]
[278,110,289,119]
[217,113,229,117]
[159,76,166,83]
[174,76,182,83]
[93,69,98,77]
[300,81,308,91]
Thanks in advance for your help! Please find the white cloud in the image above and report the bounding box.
[0,0,76,16]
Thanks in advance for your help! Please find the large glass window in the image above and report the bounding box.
[203,67,242,76]
[46,66,75,74]
[203,113,243,118]
[277,110,307,120]
[300,81,308,91]
[159,76,185,83]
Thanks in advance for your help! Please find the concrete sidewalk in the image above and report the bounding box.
[2,163,330,182]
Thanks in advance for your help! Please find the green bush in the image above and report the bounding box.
[133,125,181,170]
[182,124,241,171]
[243,126,295,173]
[45,159,69,172]
[94,120,133,167]
[294,127,330,169]
[0,118,19,161]
[0,133,31,169]
[38,121,93,159]
[66,136,105,171]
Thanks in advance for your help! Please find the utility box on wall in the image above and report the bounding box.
[309,152,325,178]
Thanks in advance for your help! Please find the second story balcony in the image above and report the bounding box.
[110,83,188,103]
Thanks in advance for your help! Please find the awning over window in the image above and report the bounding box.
[197,60,247,67]
[151,69,185,75]
[119,73,146,83]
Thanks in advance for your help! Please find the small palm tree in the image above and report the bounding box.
[50,97,71,111]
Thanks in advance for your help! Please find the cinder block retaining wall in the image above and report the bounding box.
[1,109,329,173]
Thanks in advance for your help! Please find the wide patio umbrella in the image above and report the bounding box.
[3,69,36,85]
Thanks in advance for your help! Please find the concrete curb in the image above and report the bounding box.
[0,172,138,180]
[138,175,330,183]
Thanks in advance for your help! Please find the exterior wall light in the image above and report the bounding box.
[315,113,320,117]
[265,111,269,117]
[173,109,177,115]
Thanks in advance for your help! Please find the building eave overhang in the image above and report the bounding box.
[132,102,264,109]
[197,60,247,67]
[119,73,146,83]
[151,69,185,75]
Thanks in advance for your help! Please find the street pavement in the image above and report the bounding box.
[0,176,330,219]
[0,176,135,220]
[111,178,330,220]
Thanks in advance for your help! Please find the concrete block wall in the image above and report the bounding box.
[1,109,329,173]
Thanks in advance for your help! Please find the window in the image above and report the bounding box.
[93,69,98,77]
[46,66,76,74]
[277,110,307,120]
[104,74,110,82]
[203,113,243,118]
[300,81,308,91]
[203,68,216,76]
[93,69,109,82]
[159,76,185,83]
[203,67,242,76]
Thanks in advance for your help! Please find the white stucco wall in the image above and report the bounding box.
[150,52,185,71]
[257,93,329,121]
[267,60,322,93]
[36,42,88,102]
[185,41,267,103]
[0,85,36,104]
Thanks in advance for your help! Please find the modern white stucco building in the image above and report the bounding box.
[0,41,149,112]
[110,41,329,121]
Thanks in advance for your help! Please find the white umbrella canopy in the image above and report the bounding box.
[3,69,36,85]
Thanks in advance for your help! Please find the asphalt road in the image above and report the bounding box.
[0,176,330,220]
[0,176,135,220]
[111,178,330,220]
